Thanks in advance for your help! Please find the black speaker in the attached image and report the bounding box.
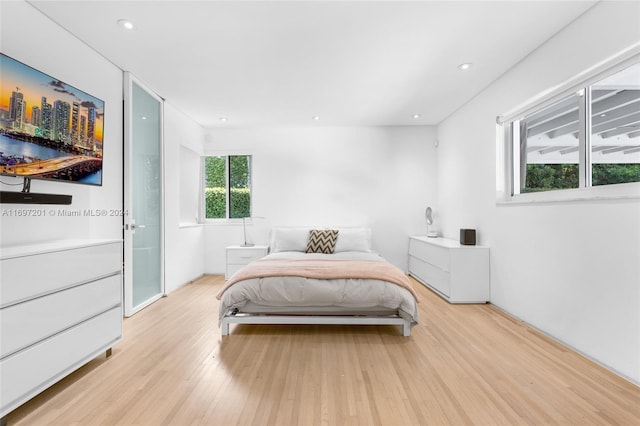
[0,191,72,205]
[460,229,476,245]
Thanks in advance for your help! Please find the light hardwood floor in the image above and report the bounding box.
[6,275,639,425]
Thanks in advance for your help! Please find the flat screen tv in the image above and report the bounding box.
[0,53,105,188]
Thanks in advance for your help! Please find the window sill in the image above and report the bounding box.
[202,219,251,226]
[496,182,640,205]
[178,223,203,229]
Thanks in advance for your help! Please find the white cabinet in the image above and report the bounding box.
[225,245,269,279]
[0,239,123,419]
[408,236,489,303]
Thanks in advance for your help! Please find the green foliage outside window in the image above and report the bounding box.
[204,155,251,219]
[592,164,640,186]
[205,187,250,218]
[205,187,225,219]
[524,164,578,193]
[205,156,226,187]
[229,188,251,218]
[229,156,250,189]
[524,163,640,192]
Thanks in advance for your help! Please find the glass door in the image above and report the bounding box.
[123,73,164,316]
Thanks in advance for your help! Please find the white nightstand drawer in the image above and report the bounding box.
[227,248,267,264]
[225,245,269,280]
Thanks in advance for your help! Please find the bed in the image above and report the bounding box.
[216,227,420,336]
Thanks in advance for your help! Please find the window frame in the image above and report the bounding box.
[498,48,640,204]
[201,153,253,223]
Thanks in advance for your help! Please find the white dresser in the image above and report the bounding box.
[408,236,490,303]
[0,239,123,420]
[225,245,269,279]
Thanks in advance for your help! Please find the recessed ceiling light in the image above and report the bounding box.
[458,62,472,71]
[117,19,134,30]
[141,116,147,120]
[219,117,228,122]
[412,114,421,119]
[312,116,320,121]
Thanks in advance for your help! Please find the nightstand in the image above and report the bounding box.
[225,245,269,279]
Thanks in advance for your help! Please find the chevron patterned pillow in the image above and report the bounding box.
[305,229,339,254]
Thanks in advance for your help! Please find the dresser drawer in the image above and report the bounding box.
[227,248,267,265]
[409,255,450,297]
[1,242,121,307]
[408,236,489,304]
[0,274,121,358]
[0,307,122,414]
[408,238,449,271]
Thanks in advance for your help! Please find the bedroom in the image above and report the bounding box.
[0,0,638,424]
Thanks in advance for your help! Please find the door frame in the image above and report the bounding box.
[123,72,165,317]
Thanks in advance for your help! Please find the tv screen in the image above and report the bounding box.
[0,53,105,186]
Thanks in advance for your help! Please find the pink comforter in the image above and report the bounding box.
[216,258,420,302]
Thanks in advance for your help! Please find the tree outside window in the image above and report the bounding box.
[509,61,640,194]
[204,155,251,219]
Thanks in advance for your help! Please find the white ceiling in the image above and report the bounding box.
[29,0,597,129]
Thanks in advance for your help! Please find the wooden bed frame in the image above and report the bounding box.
[220,310,412,336]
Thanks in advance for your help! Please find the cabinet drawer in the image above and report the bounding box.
[227,248,266,265]
[1,242,121,307]
[0,307,122,415]
[409,255,450,297]
[0,274,121,358]
[409,238,449,271]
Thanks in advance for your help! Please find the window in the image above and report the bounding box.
[513,93,581,193]
[504,59,640,196]
[590,64,640,186]
[203,155,251,220]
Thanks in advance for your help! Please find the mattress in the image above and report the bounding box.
[217,251,419,324]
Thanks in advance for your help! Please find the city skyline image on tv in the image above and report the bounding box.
[0,53,105,186]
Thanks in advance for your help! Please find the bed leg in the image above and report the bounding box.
[221,321,229,336]
[403,322,411,337]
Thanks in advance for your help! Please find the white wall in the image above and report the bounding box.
[0,1,123,246]
[164,103,206,294]
[179,145,201,225]
[203,126,437,273]
[0,1,206,295]
[437,1,640,383]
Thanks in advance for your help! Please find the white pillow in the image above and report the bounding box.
[270,227,311,252]
[333,227,372,253]
[269,226,373,253]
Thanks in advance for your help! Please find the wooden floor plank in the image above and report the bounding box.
[6,274,639,426]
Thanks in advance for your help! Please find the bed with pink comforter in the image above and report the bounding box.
[217,249,419,336]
